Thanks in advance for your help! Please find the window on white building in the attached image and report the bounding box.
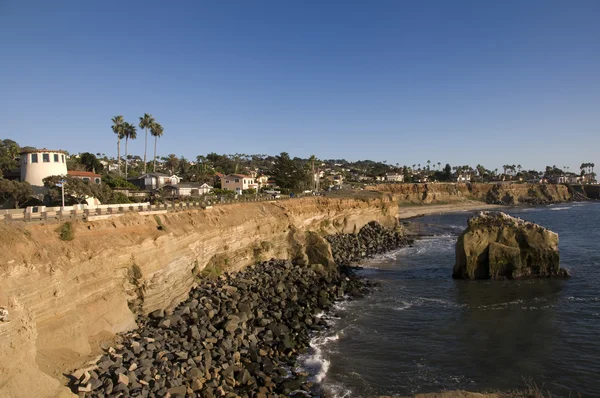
[95,178,101,184]
[31,154,38,163]
[235,178,240,183]
[62,155,65,163]
[43,153,50,162]
[54,154,59,162]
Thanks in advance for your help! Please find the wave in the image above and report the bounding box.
[394,301,413,311]
[550,207,571,211]
[299,333,340,385]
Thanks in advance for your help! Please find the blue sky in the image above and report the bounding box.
[1,0,599,171]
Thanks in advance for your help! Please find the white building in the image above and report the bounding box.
[128,172,180,190]
[20,148,68,187]
[386,173,405,182]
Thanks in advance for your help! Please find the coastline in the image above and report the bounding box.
[397,201,503,220]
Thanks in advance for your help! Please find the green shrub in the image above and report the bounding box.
[154,215,167,231]
[58,222,74,241]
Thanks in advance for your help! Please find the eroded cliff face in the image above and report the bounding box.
[0,185,572,397]
[0,196,399,397]
[370,182,573,205]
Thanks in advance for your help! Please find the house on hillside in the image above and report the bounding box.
[455,173,471,182]
[386,173,404,182]
[68,170,102,184]
[222,174,258,194]
[128,172,180,190]
[163,182,213,197]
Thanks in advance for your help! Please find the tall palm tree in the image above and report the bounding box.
[123,122,137,179]
[139,113,156,174]
[111,115,125,176]
[150,122,163,172]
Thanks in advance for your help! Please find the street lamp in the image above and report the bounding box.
[56,179,66,209]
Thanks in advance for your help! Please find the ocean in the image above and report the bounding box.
[303,202,600,397]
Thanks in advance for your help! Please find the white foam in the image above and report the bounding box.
[299,332,341,386]
[394,301,413,311]
[550,207,571,211]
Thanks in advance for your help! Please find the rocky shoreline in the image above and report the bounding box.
[70,259,374,397]
[67,221,412,397]
[327,221,414,265]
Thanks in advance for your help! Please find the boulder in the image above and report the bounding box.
[453,211,570,280]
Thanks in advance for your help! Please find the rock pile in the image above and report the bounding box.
[326,221,413,265]
[453,211,570,280]
[69,260,372,397]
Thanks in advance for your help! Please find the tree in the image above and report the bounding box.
[150,122,163,172]
[0,139,21,175]
[123,122,137,179]
[272,152,309,190]
[139,113,155,174]
[163,154,179,175]
[79,152,104,173]
[0,179,33,208]
[43,175,93,205]
[111,115,125,176]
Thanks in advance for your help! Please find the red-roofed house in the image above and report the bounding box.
[68,170,102,184]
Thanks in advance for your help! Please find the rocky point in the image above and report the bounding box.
[453,211,570,280]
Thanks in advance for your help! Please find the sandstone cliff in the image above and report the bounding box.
[370,182,573,205]
[0,196,399,397]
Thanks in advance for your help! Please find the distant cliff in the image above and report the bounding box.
[369,182,573,205]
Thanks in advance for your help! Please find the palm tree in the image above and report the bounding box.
[437,162,441,171]
[139,113,156,174]
[164,154,179,175]
[427,160,431,171]
[123,122,137,179]
[111,115,125,176]
[150,122,163,172]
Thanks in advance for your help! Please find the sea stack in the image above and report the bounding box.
[453,211,570,280]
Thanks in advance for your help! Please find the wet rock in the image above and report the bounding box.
[454,211,570,279]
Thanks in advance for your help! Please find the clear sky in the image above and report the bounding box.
[1,0,599,172]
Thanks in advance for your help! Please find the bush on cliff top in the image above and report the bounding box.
[58,222,74,241]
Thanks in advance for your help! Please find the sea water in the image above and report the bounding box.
[306,202,600,397]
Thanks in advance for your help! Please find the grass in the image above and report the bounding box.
[153,215,167,231]
[58,222,74,241]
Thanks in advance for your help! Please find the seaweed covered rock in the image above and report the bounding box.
[453,211,570,280]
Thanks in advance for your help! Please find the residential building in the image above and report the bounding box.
[163,183,213,197]
[20,148,68,187]
[128,172,180,190]
[386,173,405,182]
[68,170,102,184]
[455,174,471,182]
[222,174,258,193]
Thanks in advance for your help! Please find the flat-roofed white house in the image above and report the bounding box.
[222,174,258,194]
[386,173,405,182]
[20,148,68,187]
[128,172,180,190]
[163,183,214,197]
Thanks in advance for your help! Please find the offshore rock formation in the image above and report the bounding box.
[453,212,570,280]
[326,221,413,265]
